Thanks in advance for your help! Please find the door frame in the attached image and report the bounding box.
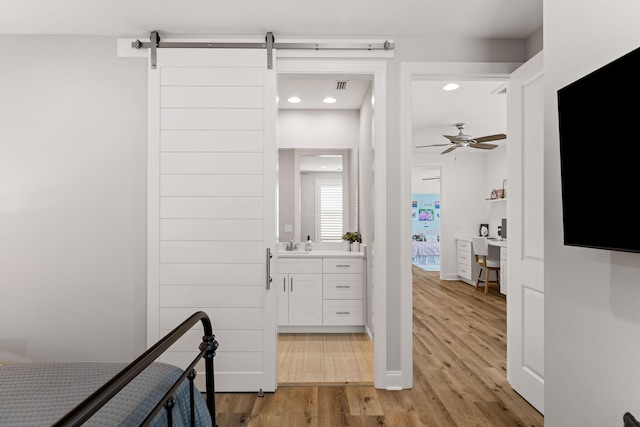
[400,61,522,388]
[277,58,388,388]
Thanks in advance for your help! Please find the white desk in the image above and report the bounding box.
[487,238,507,248]
[456,237,507,294]
[487,239,507,294]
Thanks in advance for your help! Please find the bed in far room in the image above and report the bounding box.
[0,311,217,427]
[412,232,440,269]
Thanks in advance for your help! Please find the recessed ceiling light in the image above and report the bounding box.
[323,97,337,104]
[287,96,301,103]
[442,83,460,91]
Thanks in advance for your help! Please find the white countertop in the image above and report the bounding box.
[488,239,507,248]
[457,236,507,247]
[277,250,365,258]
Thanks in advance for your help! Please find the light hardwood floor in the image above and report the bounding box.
[278,333,374,386]
[214,266,544,426]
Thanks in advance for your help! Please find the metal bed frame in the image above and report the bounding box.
[53,311,218,427]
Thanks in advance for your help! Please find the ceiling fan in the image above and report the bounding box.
[416,122,506,154]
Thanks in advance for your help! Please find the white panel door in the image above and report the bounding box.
[506,51,544,414]
[147,48,277,392]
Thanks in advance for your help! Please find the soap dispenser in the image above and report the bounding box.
[305,235,312,251]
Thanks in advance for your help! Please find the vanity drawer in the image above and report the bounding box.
[278,258,322,274]
[323,258,363,274]
[323,274,363,299]
[323,300,364,325]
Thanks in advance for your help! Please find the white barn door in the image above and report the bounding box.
[506,51,544,414]
[147,48,277,392]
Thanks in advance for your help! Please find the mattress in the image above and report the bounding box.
[0,361,212,427]
[412,241,440,257]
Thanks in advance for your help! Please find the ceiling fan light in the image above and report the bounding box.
[442,83,459,91]
[287,96,301,104]
[323,96,337,104]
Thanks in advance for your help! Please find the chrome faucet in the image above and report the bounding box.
[286,237,296,251]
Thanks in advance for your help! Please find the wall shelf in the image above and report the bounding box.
[485,198,507,202]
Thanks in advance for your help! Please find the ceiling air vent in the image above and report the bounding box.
[336,81,348,90]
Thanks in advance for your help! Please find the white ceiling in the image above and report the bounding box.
[278,75,371,110]
[411,79,508,154]
[0,1,542,39]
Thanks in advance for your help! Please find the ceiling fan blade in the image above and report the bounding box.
[473,133,506,143]
[415,143,451,148]
[441,146,458,154]
[470,142,498,150]
[443,134,458,142]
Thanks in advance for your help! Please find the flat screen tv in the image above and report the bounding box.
[557,45,640,253]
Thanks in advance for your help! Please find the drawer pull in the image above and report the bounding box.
[336,311,351,315]
[336,264,352,268]
[336,285,351,289]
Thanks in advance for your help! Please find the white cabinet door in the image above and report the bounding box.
[278,273,289,326]
[506,51,544,414]
[287,273,323,326]
[148,49,277,393]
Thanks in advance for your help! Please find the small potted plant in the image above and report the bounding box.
[341,232,352,251]
[342,231,362,252]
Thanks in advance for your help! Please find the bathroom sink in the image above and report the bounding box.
[278,250,309,255]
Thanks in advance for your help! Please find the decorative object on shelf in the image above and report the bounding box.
[502,179,507,198]
[351,241,361,252]
[479,224,489,237]
[342,231,362,251]
[495,189,505,198]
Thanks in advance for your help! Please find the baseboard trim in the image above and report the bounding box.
[386,370,404,390]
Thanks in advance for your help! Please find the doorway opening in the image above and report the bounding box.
[275,68,380,386]
[411,166,441,273]
[401,61,518,391]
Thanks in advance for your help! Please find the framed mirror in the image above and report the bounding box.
[278,148,357,243]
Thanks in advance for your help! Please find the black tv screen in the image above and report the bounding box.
[557,46,640,253]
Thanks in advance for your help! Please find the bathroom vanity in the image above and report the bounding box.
[277,250,366,333]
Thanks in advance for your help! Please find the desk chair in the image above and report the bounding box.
[472,236,500,295]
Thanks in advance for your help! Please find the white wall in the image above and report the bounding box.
[483,146,507,238]
[411,168,440,194]
[0,33,530,380]
[0,36,147,362]
[359,85,375,332]
[545,1,640,425]
[278,109,359,148]
[277,149,295,242]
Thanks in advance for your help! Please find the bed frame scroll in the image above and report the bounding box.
[53,310,218,427]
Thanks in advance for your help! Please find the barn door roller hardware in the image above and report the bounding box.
[132,31,395,69]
